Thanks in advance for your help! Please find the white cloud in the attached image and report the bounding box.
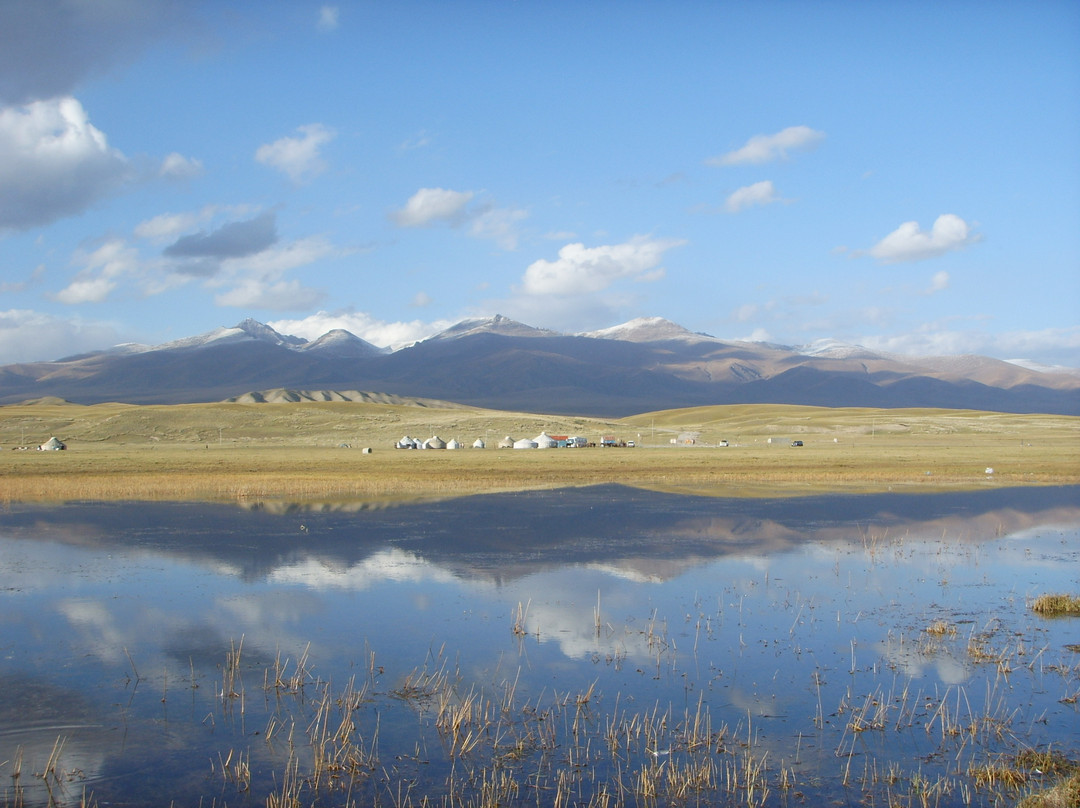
[205,235,339,311]
[469,206,528,250]
[391,187,475,227]
[868,214,981,263]
[52,238,140,304]
[317,6,339,32]
[521,236,685,296]
[412,291,432,307]
[734,303,760,322]
[219,235,337,277]
[857,323,1080,367]
[135,209,211,243]
[134,204,258,243]
[709,125,825,166]
[0,96,130,231]
[255,123,335,183]
[214,278,326,311]
[0,309,127,364]
[0,264,44,294]
[724,180,781,213]
[398,130,432,151]
[269,311,454,350]
[925,270,950,294]
[159,152,203,179]
[0,0,185,105]
[52,275,116,305]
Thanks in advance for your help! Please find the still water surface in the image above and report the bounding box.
[1,485,1078,806]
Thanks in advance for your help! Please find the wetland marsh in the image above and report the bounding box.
[1,484,1078,807]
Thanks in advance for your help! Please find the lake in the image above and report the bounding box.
[1,484,1078,807]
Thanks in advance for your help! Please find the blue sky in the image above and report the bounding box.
[1,1,1078,367]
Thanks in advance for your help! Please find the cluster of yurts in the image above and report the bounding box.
[395,432,574,450]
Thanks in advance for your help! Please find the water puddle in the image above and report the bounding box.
[1,484,1077,806]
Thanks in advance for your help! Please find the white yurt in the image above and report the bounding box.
[396,435,418,449]
[38,437,66,451]
[497,436,515,449]
[533,432,557,449]
[472,438,486,449]
[446,439,463,450]
[424,435,447,450]
[513,438,538,449]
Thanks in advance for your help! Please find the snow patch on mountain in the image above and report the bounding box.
[425,314,560,342]
[581,317,714,343]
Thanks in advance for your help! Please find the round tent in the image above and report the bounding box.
[513,438,538,449]
[497,436,515,449]
[533,432,557,449]
[472,438,486,449]
[446,439,463,450]
[424,436,447,450]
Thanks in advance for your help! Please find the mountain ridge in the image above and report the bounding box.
[0,316,1076,416]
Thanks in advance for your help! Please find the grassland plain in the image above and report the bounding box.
[1,397,1078,503]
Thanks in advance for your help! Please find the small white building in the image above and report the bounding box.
[472,438,486,449]
[533,432,557,449]
[513,438,538,449]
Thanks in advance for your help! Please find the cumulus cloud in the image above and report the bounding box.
[134,204,258,244]
[0,0,186,105]
[164,212,278,261]
[255,123,335,183]
[206,236,338,311]
[725,180,781,213]
[214,278,326,311]
[469,206,529,250]
[135,210,210,243]
[925,270,950,294]
[219,235,336,276]
[269,311,453,350]
[0,96,130,231]
[159,152,203,179]
[0,309,128,364]
[709,125,825,166]
[391,187,475,227]
[868,214,981,263]
[390,187,528,248]
[52,238,140,304]
[521,236,685,296]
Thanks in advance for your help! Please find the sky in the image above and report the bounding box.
[1,1,1079,368]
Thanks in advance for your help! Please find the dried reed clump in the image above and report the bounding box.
[1017,772,1080,808]
[925,619,958,637]
[1030,593,1080,617]
[1011,749,1080,808]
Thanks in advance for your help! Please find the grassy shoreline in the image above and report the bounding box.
[2,399,1078,503]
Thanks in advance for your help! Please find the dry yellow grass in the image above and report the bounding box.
[1,399,1077,503]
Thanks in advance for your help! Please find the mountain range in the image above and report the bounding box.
[1,316,1077,416]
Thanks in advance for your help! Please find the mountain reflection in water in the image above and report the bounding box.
[0,484,1077,807]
